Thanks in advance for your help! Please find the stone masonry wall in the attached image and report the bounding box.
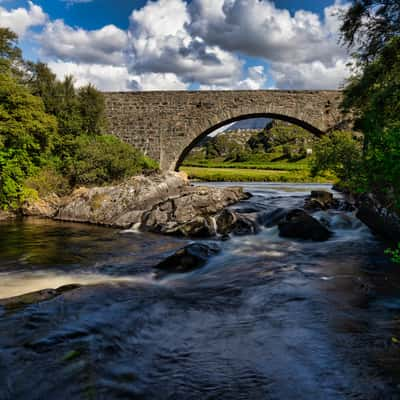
[104,90,348,171]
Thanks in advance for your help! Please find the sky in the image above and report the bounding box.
[0,0,352,91]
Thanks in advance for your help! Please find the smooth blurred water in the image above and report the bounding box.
[1,183,400,400]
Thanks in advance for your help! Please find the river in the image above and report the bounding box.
[1,183,400,399]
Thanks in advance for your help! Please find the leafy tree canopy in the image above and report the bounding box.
[340,0,400,64]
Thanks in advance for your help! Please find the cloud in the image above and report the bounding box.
[188,0,349,66]
[39,20,128,65]
[61,0,93,4]
[129,72,188,91]
[127,0,243,87]
[270,59,350,90]
[0,0,46,36]
[201,65,268,90]
[0,0,352,91]
[47,61,188,91]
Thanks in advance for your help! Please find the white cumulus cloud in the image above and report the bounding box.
[0,0,46,37]
[39,20,128,65]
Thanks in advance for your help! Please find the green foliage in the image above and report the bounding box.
[340,0,400,64]
[0,28,22,74]
[0,73,57,208]
[65,134,158,186]
[385,243,400,264]
[342,37,400,208]
[27,63,105,137]
[24,166,71,197]
[187,120,316,168]
[310,131,364,187]
[0,30,158,209]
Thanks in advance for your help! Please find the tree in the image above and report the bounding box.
[340,0,400,64]
[310,131,364,186]
[78,84,106,135]
[0,28,22,74]
[0,73,57,208]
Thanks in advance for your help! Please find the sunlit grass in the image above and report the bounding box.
[180,166,334,183]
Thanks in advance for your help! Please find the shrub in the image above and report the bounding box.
[310,131,364,188]
[24,166,71,197]
[66,134,158,186]
[385,243,400,264]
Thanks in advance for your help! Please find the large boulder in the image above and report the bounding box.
[278,209,332,241]
[154,243,220,274]
[55,172,249,237]
[56,172,188,228]
[356,193,400,242]
[141,186,249,237]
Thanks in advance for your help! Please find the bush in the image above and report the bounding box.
[310,131,364,188]
[385,243,400,264]
[66,134,158,186]
[24,166,71,197]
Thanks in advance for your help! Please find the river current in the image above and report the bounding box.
[1,183,400,399]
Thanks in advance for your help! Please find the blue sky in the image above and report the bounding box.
[0,0,351,91]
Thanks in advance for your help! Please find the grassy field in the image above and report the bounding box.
[182,159,310,171]
[181,166,334,183]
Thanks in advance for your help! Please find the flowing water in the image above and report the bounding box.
[1,183,400,399]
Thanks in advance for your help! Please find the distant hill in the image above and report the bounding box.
[223,118,271,132]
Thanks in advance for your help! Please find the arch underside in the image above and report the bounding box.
[174,113,325,171]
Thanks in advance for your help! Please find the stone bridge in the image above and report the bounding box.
[104,90,349,171]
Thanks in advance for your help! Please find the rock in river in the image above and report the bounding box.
[304,190,337,211]
[154,243,221,274]
[55,172,249,237]
[356,193,400,242]
[215,209,259,236]
[278,209,332,241]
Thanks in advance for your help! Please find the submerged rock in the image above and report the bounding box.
[278,209,332,241]
[257,208,288,227]
[0,284,81,314]
[154,243,220,274]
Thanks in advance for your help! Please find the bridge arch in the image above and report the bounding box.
[174,113,325,171]
[104,90,351,171]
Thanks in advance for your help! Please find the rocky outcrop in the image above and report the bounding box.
[278,209,332,241]
[141,185,248,237]
[21,194,60,218]
[356,193,400,242]
[0,210,16,221]
[154,243,220,274]
[54,172,249,237]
